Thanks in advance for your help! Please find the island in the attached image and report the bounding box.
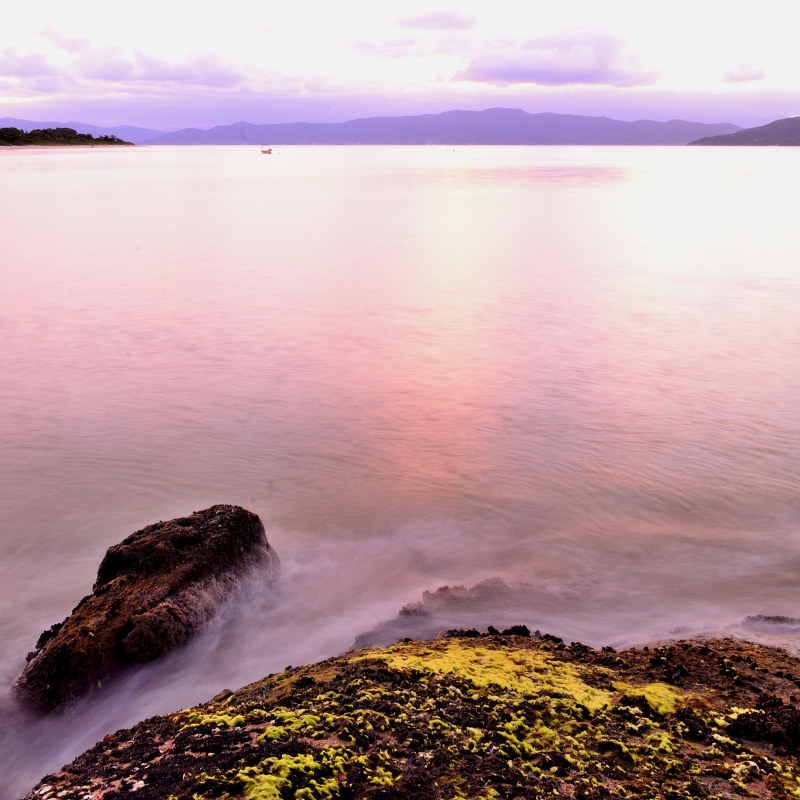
[0,126,133,147]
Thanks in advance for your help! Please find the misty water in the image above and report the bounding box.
[1,143,800,797]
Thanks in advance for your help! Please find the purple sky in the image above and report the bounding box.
[3,2,799,130]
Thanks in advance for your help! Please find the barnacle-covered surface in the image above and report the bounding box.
[23,631,800,799]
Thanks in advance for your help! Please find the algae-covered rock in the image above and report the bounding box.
[14,505,279,713]
[22,632,800,799]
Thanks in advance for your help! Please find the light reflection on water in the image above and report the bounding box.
[1,145,800,798]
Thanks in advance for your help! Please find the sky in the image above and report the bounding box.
[2,0,799,130]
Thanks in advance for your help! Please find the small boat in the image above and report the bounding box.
[260,146,272,154]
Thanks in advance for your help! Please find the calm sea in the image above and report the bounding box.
[1,144,800,796]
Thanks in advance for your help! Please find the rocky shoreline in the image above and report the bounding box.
[11,506,800,799]
[22,630,800,799]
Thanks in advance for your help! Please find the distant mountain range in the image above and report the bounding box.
[3,109,740,146]
[689,116,800,145]
[144,109,739,146]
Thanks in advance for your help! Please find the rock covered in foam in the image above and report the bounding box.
[13,504,279,713]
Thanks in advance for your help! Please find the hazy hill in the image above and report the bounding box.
[143,108,740,145]
[690,116,800,145]
[0,117,163,144]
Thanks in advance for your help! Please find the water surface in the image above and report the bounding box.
[1,144,800,797]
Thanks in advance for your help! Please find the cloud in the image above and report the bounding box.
[398,11,476,31]
[76,46,136,81]
[31,75,68,94]
[458,29,657,88]
[0,46,57,78]
[70,47,246,89]
[723,63,766,83]
[1,42,257,102]
[352,37,421,58]
[134,52,245,88]
[39,26,90,54]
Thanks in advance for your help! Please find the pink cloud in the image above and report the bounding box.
[134,52,245,88]
[352,37,421,58]
[0,46,57,78]
[39,26,90,54]
[76,46,135,80]
[398,11,476,31]
[458,30,658,88]
[31,75,67,93]
[69,47,246,89]
[1,43,251,100]
[723,64,766,84]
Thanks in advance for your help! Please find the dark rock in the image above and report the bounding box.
[502,624,531,637]
[756,692,785,710]
[26,636,800,800]
[13,504,279,713]
[728,699,800,753]
[675,707,709,740]
[744,614,800,628]
[354,577,539,647]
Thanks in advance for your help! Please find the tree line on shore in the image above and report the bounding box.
[0,126,132,146]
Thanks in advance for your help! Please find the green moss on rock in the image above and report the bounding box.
[22,633,800,800]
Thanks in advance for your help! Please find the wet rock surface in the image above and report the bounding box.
[22,632,800,799]
[353,577,539,648]
[13,505,279,713]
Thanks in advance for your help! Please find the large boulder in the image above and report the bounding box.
[13,505,279,713]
